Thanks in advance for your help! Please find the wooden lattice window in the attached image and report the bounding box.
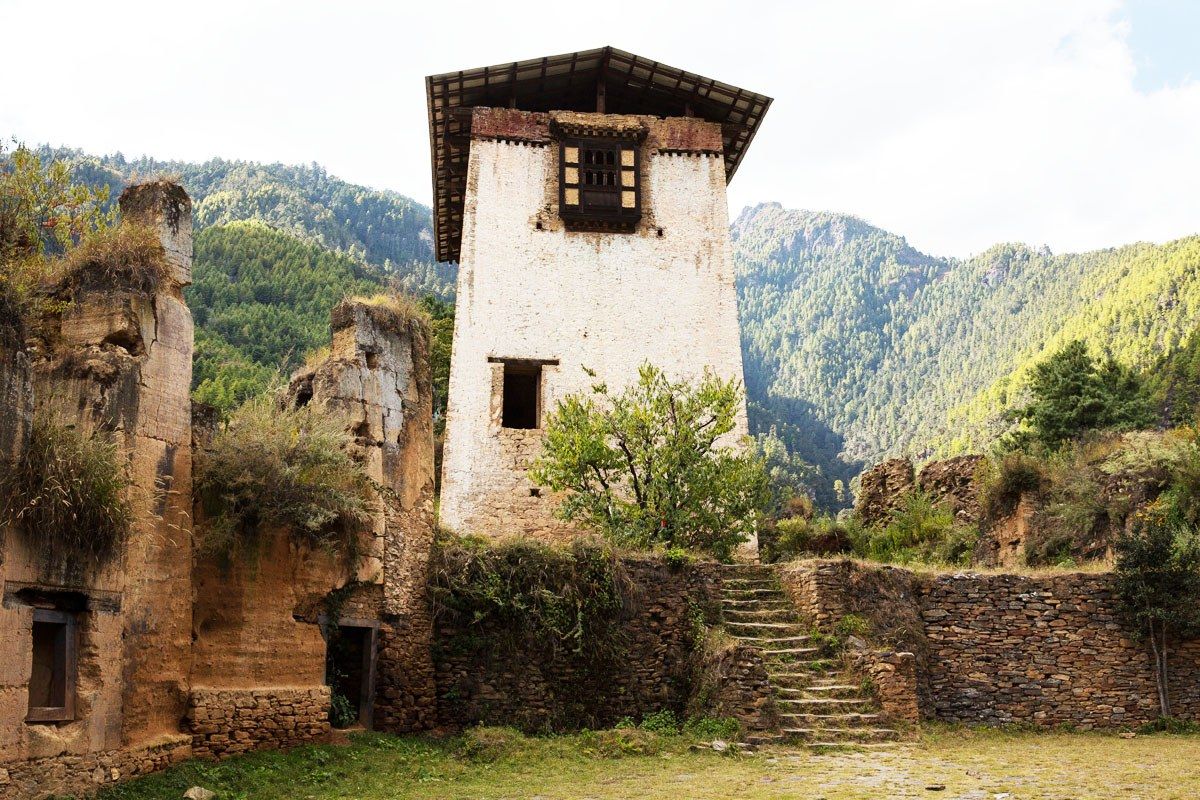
[560,137,640,231]
[27,608,77,723]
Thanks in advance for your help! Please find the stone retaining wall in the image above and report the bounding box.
[689,643,778,733]
[433,558,721,731]
[779,559,1200,728]
[186,688,331,759]
[0,736,190,800]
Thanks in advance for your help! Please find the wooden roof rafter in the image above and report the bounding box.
[425,46,772,263]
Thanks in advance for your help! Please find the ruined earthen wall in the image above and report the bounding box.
[439,109,750,548]
[0,183,195,796]
[779,559,1200,727]
[433,558,721,731]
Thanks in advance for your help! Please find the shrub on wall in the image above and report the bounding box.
[0,413,132,575]
[428,534,631,663]
[531,363,770,561]
[193,392,374,561]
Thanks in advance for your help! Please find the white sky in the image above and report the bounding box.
[2,0,1198,257]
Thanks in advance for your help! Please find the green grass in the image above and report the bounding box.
[97,726,1200,800]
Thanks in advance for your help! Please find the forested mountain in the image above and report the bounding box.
[734,202,1200,506]
[189,221,389,408]
[43,148,1200,508]
[51,148,454,298]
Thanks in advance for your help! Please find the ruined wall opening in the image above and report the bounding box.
[325,621,378,730]
[27,608,77,723]
[502,362,541,430]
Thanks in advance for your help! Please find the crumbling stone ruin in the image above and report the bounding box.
[0,182,435,799]
[855,455,984,529]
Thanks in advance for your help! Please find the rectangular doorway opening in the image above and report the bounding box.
[325,622,378,730]
[502,362,541,429]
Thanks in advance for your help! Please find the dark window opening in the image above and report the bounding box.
[27,609,77,723]
[502,363,541,429]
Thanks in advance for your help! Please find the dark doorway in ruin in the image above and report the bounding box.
[324,620,378,730]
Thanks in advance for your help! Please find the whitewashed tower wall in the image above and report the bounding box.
[439,110,750,544]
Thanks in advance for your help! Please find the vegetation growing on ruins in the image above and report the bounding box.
[1114,514,1200,718]
[428,533,630,663]
[193,393,374,561]
[0,413,133,575]
[531,364,770,560]
[0,143,114,323]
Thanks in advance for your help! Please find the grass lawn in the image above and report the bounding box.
[97,726,1200,800]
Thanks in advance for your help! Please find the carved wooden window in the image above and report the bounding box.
[27,609,77,723]
[560,138,640,231]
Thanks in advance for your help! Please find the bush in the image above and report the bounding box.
[531,363,769,561]
[858,492,975,565]
[53,222,169,295]
[763,514,862,562]
[979,450,1046,521]
[428,534,631,663]
[0,413,132,577]
[636,710,680,735]
[579,727,665,757]
[457,726,527,762]
[193,393,375,561]
[682,716,740,741]
[328,692,357,729]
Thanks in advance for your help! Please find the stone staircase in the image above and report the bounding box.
[719,562,899,748]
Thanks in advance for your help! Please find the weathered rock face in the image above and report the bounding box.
[917,455,983,525]
[0,323,32,467]
[854,458,916,526]
[855,455,984,528]
[0,181,195,798]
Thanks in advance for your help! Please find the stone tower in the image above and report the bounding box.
[430,47,771,543]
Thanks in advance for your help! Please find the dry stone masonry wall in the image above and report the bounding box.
[780,559,1200,728]
[187,688,331,759]
[433,558,721,731]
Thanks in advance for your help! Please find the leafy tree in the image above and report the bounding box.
[1016,340,1152,448]
[1113,514,1200,718]
[0,143,113,321]
[531,364,769,560]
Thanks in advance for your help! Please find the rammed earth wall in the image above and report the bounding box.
[780,559,1200,728]
[432,558,721,731]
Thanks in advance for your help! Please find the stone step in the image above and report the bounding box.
[781,712,884,725]
[778,697,875,709]
[722,598,792,607]
[730,635,812,647]
[723,607,802,622]
[781,727,899,743]
[766,660,839,675]
[761,645,822,656]
[775,685,863,699]
[725,621,806,631]
[722,587,787,597]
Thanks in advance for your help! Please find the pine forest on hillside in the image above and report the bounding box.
[45,151,1200,508]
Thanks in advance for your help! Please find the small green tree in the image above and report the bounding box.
[530,364,769,560]
[1,143,114,320]
[1113,514,1200,718]
[1018,340,1153,448]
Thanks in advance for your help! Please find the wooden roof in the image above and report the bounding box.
[425,46,773,263]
